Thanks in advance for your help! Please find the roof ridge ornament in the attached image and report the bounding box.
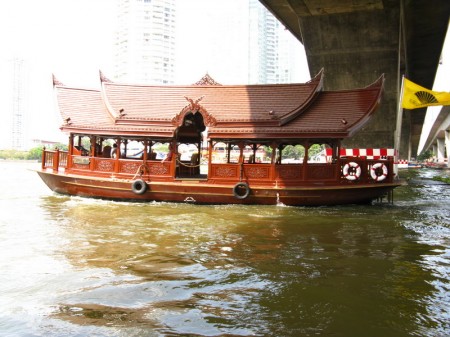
[99,70,113,83]
[184,95,205,110]
[52,74,64,86]
[194,73,221,86]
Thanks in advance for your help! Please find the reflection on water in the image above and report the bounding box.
[1,161,449,336]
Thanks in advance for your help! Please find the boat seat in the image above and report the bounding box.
[190,153,199,175]
[102,145,111,158]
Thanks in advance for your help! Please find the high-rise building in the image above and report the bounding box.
[114,0,176,84]
[248,0,307,84]
[114,0,307,85]
[0,57,30,150]
[175,0,307,85]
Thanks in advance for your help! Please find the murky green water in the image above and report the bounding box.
[1,161,449,336]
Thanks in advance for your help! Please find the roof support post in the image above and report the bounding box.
[302,141,310,181]
[270,142,278,181]
[113,138,121,173]
[67,135,74,168]
[89,136,96,171]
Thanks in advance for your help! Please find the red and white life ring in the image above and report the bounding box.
[342,162,361,181]
[370,163,388,181]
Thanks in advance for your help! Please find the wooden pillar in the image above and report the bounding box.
[53,148,60,172]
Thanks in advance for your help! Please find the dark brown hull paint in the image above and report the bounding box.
[37,170,402,206]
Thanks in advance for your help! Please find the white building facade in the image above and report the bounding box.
[114,0,307,85]
[114,0,176,84]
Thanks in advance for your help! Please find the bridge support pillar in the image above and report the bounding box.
[446,131,450,168]
[437,138,446,163]
[299,6,402,152]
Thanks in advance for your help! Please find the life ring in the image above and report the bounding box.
[233,182,250,199]
[342,162,361,181]
[370,163,388,181]
[131,179,147,195]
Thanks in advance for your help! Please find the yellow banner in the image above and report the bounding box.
[402,78,450,109]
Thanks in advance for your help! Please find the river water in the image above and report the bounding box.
[1,161,449,337]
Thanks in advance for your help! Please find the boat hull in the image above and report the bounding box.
[37,170,402,206]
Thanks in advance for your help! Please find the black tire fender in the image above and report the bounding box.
[233,182,250,199]
[131,179,147,195]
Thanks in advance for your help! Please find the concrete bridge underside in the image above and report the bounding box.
[259,0,450,159]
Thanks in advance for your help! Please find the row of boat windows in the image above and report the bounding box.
[72,136,332,164]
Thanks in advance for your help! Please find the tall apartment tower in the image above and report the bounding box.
[114,0,176,84]
[248,0,304,84]
[0,57,30,150]
[175,0,305,85]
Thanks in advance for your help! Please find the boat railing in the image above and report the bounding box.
[56,154,174,178]
[41,149,395,185]
[210,157,395,185]
[41,148,68,171]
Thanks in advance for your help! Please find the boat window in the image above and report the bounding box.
[158,142,176,161]
[280,144,304,164]
[150,142,166,160]
[178,143,199,161]
[98,138,116,158]
[307,143,327,163]
[243,145,254,163]
[228,145,240,163]
[123,140,145,159]
[73,135,90,156]
[212,142,227,163]
[256,145,271,163]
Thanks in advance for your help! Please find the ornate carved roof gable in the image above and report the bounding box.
[172,96,217,127]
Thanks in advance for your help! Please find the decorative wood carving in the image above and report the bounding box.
[121,162,141,174]
[171,96,217,127]
[307,165,334,179]
[213,165,237,178]
[150,164,169,175]
[278,166,301,179]
[194,73,221,86]
[245,166,269,179]
[96,160,114,172]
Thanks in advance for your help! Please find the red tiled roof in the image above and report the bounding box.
[55,70,384,140]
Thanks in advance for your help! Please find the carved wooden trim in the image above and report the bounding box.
[171,96,217,127]
[278,166,302,179]
[244,166,270,179]
[212,165,237,178]
[96,159,114,172]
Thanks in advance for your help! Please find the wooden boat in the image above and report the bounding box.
[37,70,402,206]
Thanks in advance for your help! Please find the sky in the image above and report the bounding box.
[0,0,447,151]
[0,0,308,144]
[0,0,118,143]
[0,0,116,86]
